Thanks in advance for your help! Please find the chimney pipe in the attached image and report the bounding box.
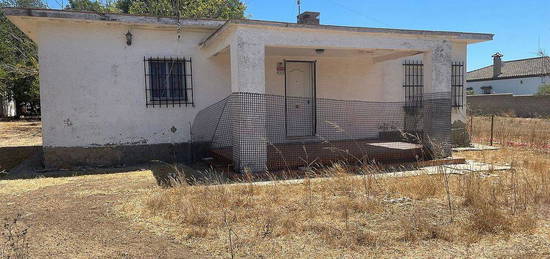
[492,52,503,78]
[297,11,320,25]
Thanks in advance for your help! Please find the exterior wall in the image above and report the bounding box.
[37,21,231,149]
[467,76,550,95]
[265,56,389,101]
[468,93,550,117]
[34,19,469,167]
[451,42,467,123]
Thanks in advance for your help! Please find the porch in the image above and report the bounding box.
[210,139,424,171]
[191,91,450,172]
[195,23,455,172]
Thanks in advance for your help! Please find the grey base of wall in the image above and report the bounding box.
[43,143,210,169]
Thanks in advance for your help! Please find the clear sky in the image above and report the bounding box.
[45,0,550,71]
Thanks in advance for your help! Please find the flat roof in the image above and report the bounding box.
[3,8,493,44]
[2,8,226,29]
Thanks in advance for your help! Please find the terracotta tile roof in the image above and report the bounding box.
[467,56,550,81]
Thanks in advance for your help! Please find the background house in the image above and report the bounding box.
[0,95,16,117]
[467,53,550,95]
[4,8,492,171]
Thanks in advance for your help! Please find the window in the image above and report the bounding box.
[481,86,492,94]
[403,60,423,108]
[144,57,193,107]
[451,62,465,107]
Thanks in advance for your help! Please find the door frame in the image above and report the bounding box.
[284,60,317,138]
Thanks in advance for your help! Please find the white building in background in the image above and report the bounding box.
[467,53,550,95]
[0,96,16,117]
[4,8,492,171]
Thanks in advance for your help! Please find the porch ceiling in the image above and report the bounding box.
[265,47,422,61]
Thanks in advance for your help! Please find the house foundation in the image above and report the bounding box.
[42,143,204,169]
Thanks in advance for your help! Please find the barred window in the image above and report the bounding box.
[403,61,423,108]
[144,57,194,107]
[451,62,465,107]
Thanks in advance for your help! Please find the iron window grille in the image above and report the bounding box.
[403,60,424,109]
[144,57,194,107]
[451,62,465,107]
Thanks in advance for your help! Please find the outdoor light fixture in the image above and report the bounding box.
[125,30,133,46]
[315,48,325,54]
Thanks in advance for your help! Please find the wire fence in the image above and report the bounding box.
[192,92,452,172]
[469,115,550,149]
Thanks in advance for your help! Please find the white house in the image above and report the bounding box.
[467,53,550,95]
[0,96,16,117]
[4,8,492,172]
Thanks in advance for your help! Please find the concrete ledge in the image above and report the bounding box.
[43,143,208,169]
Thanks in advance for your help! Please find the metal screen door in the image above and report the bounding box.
[285,61,316,137]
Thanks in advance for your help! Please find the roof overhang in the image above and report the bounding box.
[3,8,493,48]
[200,19,494,48]
[2,8,226,41]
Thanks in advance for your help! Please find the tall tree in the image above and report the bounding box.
[65,0,119,13]
[0,0,45,117]
[117,0,246,19]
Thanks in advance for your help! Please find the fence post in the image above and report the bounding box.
[470,115,473,141]
[490,115,494,146]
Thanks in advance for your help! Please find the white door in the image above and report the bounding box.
[285,61,315,137]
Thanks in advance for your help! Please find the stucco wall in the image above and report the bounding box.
[467,76,550,95]
[38,21,231,148]
[265,56,389,101]
[37,20,468,150]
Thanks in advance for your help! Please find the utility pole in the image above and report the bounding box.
[297,0,301,15]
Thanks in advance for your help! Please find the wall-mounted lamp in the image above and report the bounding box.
[315,48,325,55]
[125,30,133,46]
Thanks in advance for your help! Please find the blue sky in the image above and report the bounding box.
[45,0,550,71]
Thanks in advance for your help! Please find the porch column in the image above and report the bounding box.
[422,41,452,157]
[229,35,267,172]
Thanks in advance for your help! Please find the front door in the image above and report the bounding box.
[285,61,316,137]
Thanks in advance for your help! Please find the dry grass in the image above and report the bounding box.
[0,120,42,147]
[120,150,550,257]
[0,177,73,195]
[116,116,550,257]
[471,116,550,148]
[1,118,549,257]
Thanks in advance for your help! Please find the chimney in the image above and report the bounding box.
[297,11,320,25]
[492,52,503,78]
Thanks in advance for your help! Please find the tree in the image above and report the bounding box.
[534,49,550,96]
[536,84,550,96]
[117,0,246,19]
[0,0,45,117]
[65,0,119,13]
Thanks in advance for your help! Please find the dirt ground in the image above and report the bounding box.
[0,170,203,258]
[1,120,549,258]
[0,121,200,257]
[0,120,42,147]
[0,120,42,172]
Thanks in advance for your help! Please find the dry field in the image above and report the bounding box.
[1,118,550,258]
[0,120,42,147]
[471,115,550,149]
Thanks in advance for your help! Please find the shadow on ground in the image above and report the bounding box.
[0,146,42,174]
